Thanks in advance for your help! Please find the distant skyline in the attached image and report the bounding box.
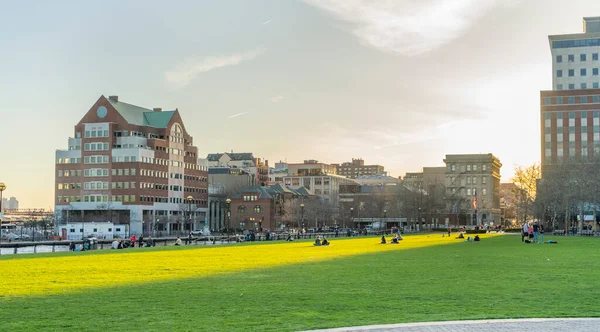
[1,0,599,209]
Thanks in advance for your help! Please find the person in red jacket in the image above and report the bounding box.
[130,234,137,248]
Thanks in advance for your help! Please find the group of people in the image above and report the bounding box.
[522,221,544,244]
[314,235,330,246]
[111,235,155,249]
[380,234,402,244]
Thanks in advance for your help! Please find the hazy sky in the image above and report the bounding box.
[1,0,599,209]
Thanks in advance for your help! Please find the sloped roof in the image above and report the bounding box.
[207,152,255,162]
[294,186,314,196]
[108,98,175,128]
[231,185,273,199]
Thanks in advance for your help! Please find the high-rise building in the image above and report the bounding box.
[443,154,502,226]
[54,95,208,239]
[542,17,600,174]
[7,197,18,210]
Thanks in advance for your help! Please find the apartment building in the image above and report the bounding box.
[54,95,208,238]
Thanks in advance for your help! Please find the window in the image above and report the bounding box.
[581,68,587,76]
[482,188,487,196]
[569,84,575,90]
[85,131,90,138]
[595,83,600,89]
[556,55,563,63]
[581,96,587,103]
[557,84,563,90]
[253,205,263,213]
[482,164,487,171]
[569,69,575,77]
[594,53,599,61]
[595,96,600,103]
[543,97,551,105]
[472,177,477,184]
[467,188,471,196]
[568,54,574,62]
[482,177,487,184]
[594,68,599,76]
[582,83,588,89]
[581,54,587,62]
[473,165,477,171]
[238,206,247,214]
[568,96,575,104]
[556,70,562,77]
[58,170,63,177]
[466,165,471,171]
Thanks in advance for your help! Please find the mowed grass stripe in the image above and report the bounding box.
[0,234,489,297]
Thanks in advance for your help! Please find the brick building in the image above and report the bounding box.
[333,158,384,179]
[54,95,208,238]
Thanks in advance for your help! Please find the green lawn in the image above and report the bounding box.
[1,235,599,331]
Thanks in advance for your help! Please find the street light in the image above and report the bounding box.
[187,195,194,235]
[418,207,422,232]
[383,209,387,232]
[300,203,305,232]
[350,207,354,230]
[0,182,5,250]
[225,198,231,234]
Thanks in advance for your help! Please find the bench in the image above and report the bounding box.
[552,230,566,236]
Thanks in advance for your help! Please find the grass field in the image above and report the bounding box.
[1,234,599,331]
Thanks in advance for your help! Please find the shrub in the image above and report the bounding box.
[465,230,487,234]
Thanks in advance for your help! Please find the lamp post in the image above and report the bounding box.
[186,195,193,235]
[225,198,231,235]
[418,207,422,232]
[0,182,5,251]
[383,209,387,232]
[350,207,354,230]
[300,203,305,232]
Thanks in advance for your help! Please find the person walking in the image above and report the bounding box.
[522,222,529,243]
[138,234,144,248]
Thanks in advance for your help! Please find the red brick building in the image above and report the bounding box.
[55,95,208,238]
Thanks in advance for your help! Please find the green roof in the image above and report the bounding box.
[108,99,175,128]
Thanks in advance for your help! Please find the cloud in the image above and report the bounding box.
[270,96,284,103]
[304,0,518,55]
[227,112,248,119]
[165,48,265,88]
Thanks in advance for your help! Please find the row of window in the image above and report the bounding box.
[68,227,122,233]
[84,129,110,138]
[447,164,488,172]
[57,183,81,190]
[84,142,110,151]
[543,96,600,105]
[556,68,600,77]
[448,188,488,196]
[139,196,206,205]
[556,53,600,63]
[243,195,259,201]
[448,176,488,186]
[84,156,110,164]
[237,205,263,213]
[57,195,136,203]
[57,157,82,164]
[544,133,600,144]
[556,83,600,90]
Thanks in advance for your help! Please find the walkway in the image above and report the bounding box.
[305,318,600,332]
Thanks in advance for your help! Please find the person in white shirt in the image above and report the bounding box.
[522,223,529,243]
[174,237,183,246]
[112,239,120,249]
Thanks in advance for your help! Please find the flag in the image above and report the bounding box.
[472,193,477,211]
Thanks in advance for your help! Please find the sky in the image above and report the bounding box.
[1,0,599,209]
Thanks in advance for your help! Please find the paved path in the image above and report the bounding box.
[305,318,600,332]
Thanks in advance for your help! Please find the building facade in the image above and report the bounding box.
[54,95,208,238]
[206,152,269,185]
[542,17,600,175]
[403,167,446,191]
[333,158,384,179]
[443,154,502,226]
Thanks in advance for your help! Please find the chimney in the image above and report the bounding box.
[108,95,119,102]
[153,108,162,112]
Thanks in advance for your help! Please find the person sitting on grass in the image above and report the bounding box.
[314,235,322,246]
[381,235,387,244]
[391,234,400,244]
[286,234,294,241]
[321,237,330,246]
[175,237,183,246]
[457,232,465,239]
[474,235,481,242]
[112,238,120,249]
